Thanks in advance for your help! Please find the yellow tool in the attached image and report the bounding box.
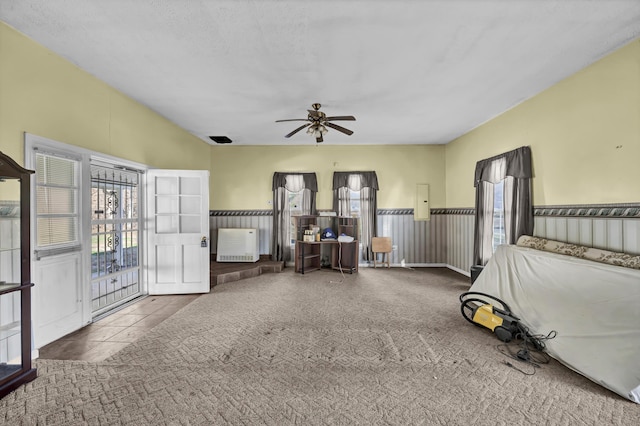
[460,292,520,342]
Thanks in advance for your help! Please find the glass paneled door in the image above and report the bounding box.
[90,165,141,316]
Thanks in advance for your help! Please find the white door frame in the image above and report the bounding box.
[25,133,149,347]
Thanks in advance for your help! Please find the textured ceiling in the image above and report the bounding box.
[2,0,640,146]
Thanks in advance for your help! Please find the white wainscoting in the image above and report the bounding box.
[443,213,475,275]
[209,205,640,276]
[534,216,640,255]
[441,207,640,278]
[209,210,450,265]
[376,212,446,265]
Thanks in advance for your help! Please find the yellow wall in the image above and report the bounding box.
[3,21,638,210]
[445,39,640,208]
[210,145,446,210]
[0,22,209,172]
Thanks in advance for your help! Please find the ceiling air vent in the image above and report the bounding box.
[209,136,232,144]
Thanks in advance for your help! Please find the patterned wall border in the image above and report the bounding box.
[210,210,271,217]
[377,208,414,215]
[209,209,419,216]
[210,203,640,218]
[429,204,640,217]
[431,208,475,215]
[533,203,640,218]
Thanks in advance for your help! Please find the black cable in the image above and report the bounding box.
[497,343,541,367]
[515,322,557,353]
[496,326,557,375]
[502,359,536,376]
[458,291,558,376]
[459,291,513,314]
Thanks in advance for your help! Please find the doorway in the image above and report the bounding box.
[26,134,210,348]
[90,164,142,317]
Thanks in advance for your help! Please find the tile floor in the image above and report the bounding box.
[38,294,200,362]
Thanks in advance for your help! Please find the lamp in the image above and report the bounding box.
[306,123,328,139]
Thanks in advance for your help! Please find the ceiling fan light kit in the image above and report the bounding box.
[276,103,355,143]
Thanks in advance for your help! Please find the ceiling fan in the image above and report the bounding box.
[276,103,356,143]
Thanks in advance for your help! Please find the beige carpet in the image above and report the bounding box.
[2,268,639,425]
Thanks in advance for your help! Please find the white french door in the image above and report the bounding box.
[146,170,210,295]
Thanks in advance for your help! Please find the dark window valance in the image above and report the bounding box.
[474,146,532,186]
[272,172,317,192]
[332,171,379,191]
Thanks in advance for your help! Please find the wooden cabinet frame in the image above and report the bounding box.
[0,151,37,399]
[293,216,359,274]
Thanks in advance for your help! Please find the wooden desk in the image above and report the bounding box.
[295,240,359,274]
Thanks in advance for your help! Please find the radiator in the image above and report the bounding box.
[216,228,259,262]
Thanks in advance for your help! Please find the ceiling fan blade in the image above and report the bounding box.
[285,123,311,138]
[316,134,323,143]
[324,121,354,136]
[276,119,308,122]
[325,116,356,121]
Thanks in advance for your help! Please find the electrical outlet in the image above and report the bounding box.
[392,245,398,251]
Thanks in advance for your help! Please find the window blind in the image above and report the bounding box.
[35,152,79,248]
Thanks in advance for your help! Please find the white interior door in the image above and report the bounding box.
[146,170,210,295]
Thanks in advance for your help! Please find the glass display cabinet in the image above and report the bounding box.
[0,151,36,399]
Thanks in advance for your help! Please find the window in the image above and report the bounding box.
[348,189,361,217]
[337,188,361,217]
[492,180,506,252]
[288,189,304,245]
[473,146,533,266]
[332,171,378,261]
[271,172,317,262]
[35,152,79,250]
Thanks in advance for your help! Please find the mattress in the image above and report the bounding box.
[469,244,640,403]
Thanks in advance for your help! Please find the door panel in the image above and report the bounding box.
[33,253,82,347]
[146,170,210,295]
[182,244,202,283]
[155,245,176,283]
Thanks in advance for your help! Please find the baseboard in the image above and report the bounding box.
[360,262,456,269]
[397,263,470,277]
[446,264,471,277]
[395,262,448,268]
[286,260,471,277]
[374,262,469,276]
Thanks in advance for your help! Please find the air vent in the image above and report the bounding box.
[209,136,232,144]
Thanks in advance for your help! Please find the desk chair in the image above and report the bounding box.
[371,237,392,268]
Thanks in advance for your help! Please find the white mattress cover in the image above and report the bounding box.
[469,244,640,403]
